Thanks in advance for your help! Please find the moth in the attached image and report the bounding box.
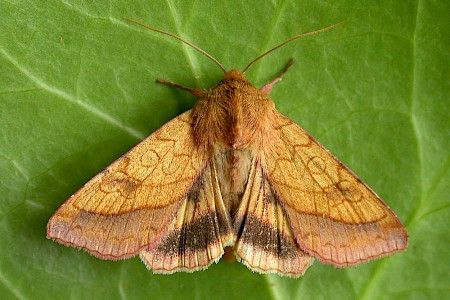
[47,19,408,277]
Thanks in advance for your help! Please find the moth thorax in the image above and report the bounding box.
[213,147,253,214]
[192,69,275,150]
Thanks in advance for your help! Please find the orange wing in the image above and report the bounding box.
[233,160,314,277]
[47,110,208,260]
[261,112,408,266]
[140,162,235,273]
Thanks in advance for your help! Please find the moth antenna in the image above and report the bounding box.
[242,21,347,73]
[125,18,227,74]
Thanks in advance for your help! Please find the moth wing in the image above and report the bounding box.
[262,112,408,266]
[233,159,314,277]
[47,110,209,260]
[140,163,235,273]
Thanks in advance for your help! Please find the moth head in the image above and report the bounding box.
[222,69,247,82]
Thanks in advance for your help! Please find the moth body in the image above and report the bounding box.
[192,70,276,214]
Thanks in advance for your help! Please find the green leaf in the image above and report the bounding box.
[1,1,448,299]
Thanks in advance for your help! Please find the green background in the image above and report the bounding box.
[1,1,448,299]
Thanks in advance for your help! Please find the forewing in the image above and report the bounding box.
[140,163,235,273]
[262,112,408,266]
[47,110,207,259]
[233,159,314,277]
